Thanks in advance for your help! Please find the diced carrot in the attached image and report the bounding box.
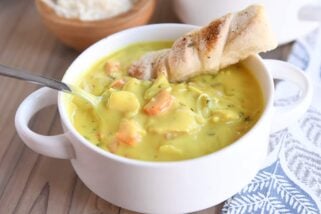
[116,132,138,146]
[110,79,125,89]
[115,120,143,146]
[104,61,120,74]
[143,90,175,116]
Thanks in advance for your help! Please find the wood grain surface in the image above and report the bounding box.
[0,0,291,213]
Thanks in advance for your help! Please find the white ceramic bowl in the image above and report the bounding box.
[15,24,312,213]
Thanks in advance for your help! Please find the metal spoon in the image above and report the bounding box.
[0,64,100,107]
[0,64,109,143]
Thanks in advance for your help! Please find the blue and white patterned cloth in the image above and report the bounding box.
[222,28,321,214]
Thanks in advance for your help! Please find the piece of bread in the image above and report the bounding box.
[128,4,277,82]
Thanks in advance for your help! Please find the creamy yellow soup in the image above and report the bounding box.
[66,42,264,161]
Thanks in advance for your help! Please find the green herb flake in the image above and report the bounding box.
[244,116,251,122]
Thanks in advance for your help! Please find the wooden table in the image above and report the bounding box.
[0,0,292,213]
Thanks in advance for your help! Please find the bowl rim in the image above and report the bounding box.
[35,0,156,26]
[58,23,274,167]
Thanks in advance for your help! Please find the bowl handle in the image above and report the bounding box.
[15,88,75,159]
[264,59,313,133]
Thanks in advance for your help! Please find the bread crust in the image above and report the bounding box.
[128,5,277,82]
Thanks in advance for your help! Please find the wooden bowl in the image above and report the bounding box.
[35,0,156,51]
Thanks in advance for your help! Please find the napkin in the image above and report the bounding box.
[222,28,321,214]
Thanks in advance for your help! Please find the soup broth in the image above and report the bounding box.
[66,42,264,161]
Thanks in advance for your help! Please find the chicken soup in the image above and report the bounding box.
[66,42,264,161]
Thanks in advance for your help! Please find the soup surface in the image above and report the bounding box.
[66,42,264,161]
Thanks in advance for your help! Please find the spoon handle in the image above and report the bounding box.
[0,64,71,92]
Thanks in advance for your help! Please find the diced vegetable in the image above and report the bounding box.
[72,96,92,110]
[110,79,125,89]
[144,90,175,116]
[211,109,240,123]
[159,145,182,156]
[104,61,120,75]
[107,91,140,117]
[116,119,145,146]
[147,108,200,134]
[107,139,119,153]
[144,74,171,100]
[123,78,140,92]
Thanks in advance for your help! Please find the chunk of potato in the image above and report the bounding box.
[144,74,171,100]
[107,91,140,117]
[147,108,201,134]
[159,145,182,157]
[212,109,239,123]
